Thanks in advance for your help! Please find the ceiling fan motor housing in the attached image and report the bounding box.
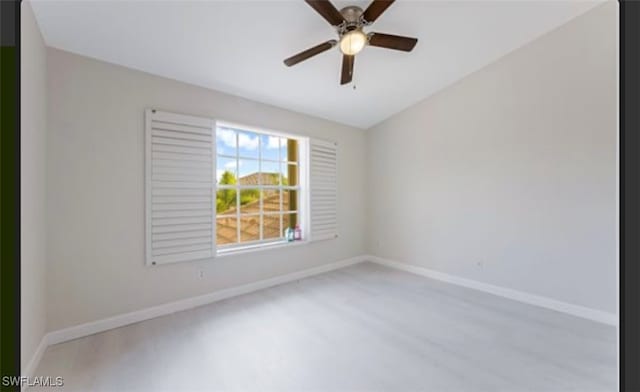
[339,6,364,33]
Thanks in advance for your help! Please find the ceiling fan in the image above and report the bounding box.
[284,0,418,85]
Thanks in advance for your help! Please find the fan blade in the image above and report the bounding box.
[305,0,345,26]
[341,55,354,85]
[362,0,395,23]
[284,40,337,67]
[368,32,418,52]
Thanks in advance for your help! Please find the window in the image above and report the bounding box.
[215,123,305,251]
[145,109,333,265]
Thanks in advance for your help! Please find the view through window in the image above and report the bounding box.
[216,125,300,248]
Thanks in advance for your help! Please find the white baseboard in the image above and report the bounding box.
[46,255,366,346]
[22,333,48,383]
[367,255,617,326]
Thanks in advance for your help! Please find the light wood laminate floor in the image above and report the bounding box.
[33,262,617,391]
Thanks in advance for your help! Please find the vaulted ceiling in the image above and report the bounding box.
[31,0,604,129]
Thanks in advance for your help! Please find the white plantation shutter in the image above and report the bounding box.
[145,109,215,265]
[309,138,338,241]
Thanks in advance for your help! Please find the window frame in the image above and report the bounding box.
[215,120,309,254]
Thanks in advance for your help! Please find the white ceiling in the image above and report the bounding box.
[30,0,603,129]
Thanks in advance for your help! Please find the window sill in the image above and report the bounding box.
[216,239,309,258]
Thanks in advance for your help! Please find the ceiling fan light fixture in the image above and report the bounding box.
[339,30,367,55]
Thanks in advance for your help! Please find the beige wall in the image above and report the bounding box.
[366,2,617,313]
[21,1,48,373]
[46,48,367,331]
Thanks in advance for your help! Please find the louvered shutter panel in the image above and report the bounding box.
[145,109,216,265]
[309,138,338,241]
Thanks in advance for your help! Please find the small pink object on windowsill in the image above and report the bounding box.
[294,225,302,241]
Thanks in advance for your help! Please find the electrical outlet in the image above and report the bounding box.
[199,270,204,279]
[477,261,484,269]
